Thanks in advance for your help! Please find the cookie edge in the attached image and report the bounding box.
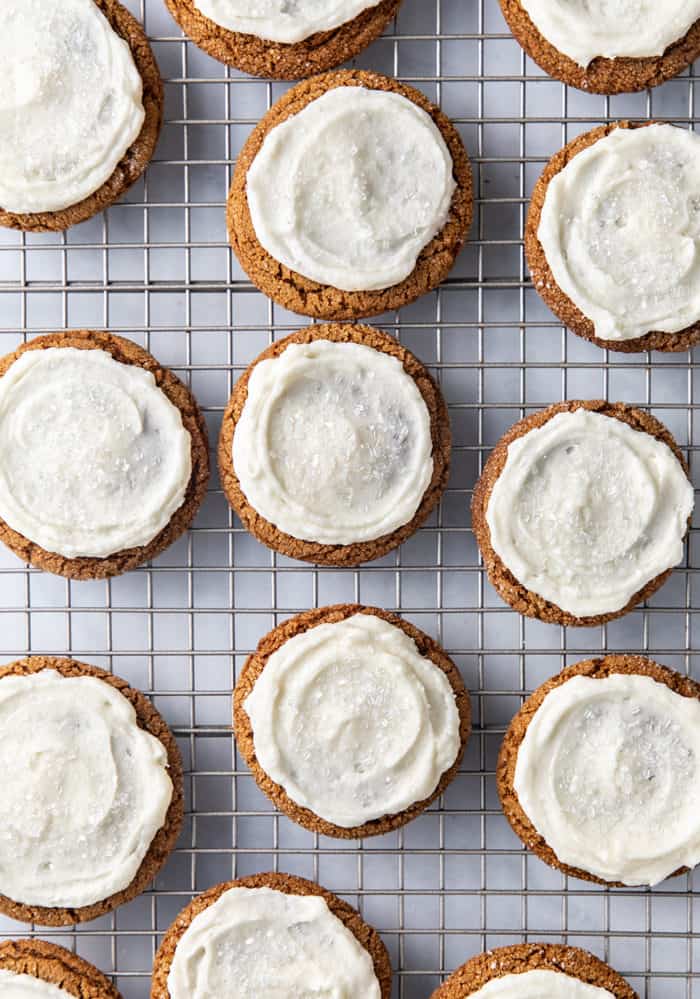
[498,0,700,95]
[163,0,403,78]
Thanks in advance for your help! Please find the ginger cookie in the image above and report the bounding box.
[0,656,183,926]
[233,603,471,839]
[0,0,163,234]
[151,871,392,999]
[472,400,693,627]
[499,0,700,94]
[526,121,700,353]
[431,943,636,999]
[0,939,121,999]
[497,655,700,887]
[228,69,472,320]
[219,324,451,566]
[164,0,403,79]
[0,330,209,580]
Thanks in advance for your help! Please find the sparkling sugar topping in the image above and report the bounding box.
[233,340,434,546]
[465,969,615,999]
[514,673,700,886]
[0,0,145,214]
[538,124,700,342]
[246,86,456,292]
[0,347,192,559]
[0,971,76,999]
[193,0,382,43]
[486,409,693,617]
[244,613,461,827]
[519,0,700,67]
[167,886,381,998]
[0,669,173,908]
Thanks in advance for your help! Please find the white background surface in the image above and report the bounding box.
[0,0,699,996]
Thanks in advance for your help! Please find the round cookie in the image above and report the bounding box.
[471,399,692,627]
[497,655,700,887]
[0,330,209,580]
[151,871,392,999]
[526,121,700,354]
[0,656,184,925]
[498,0,700,94]
[228,69,473,320]
[218,323,451,566]
[431,943,636,999]
[233,603,471,839]
[164,0,403,79]
[0,939,121,999]
[0,0,163,234]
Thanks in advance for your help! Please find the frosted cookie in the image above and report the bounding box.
[527,122,700,353]
[499,0,700,94]
[234,604,471,838]
[472,400,694,627]
[164,0,403,79]
[0,0,163,233]
[0,331,209,580]
[0,656,183,925]
[151,871,392,999]
[0,940,121,999]
[431,943,636,999]
[498,655,700,887]
[228,70,472,320]
[219,324,451,565]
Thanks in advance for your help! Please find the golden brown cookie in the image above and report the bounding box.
[0,939,121,999]
[499,0,700,94]
[497,655,700,887]
[218,323,451,565]
[0,330,209,580]
[228,69,473,320]
[164,0,403,78]
[151,871,392,999]
[525,121,700,353]
[233,603,471,838]
[431,942,637,999]
[0,0,163,233]
[471,399,690,627]
[0,656,184,925]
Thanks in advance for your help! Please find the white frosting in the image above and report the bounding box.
[520,0,700,68]
[167,885,381,998]
[0,669,173,908]
[193,0,381,43]
[0,971,74,999]
[0,0,145,215]
[246,86,456,292]
[538,124,700,343]
[514,672,700,886]
[486,409,694,618]
[245,613,461,827]
[233,339,433,546]
[467,970,615,999]
[0,347,192,559]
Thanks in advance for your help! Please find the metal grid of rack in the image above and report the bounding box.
[0,1,699,997]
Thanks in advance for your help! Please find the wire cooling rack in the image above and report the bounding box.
[1,1,700,997]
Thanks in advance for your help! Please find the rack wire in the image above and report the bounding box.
[0,1,699,997]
